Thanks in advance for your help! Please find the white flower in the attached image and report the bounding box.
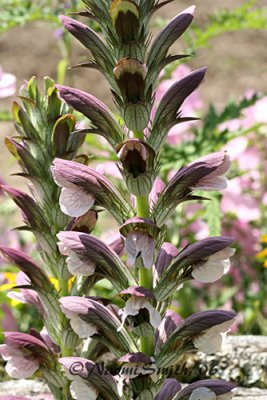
[52,170,95,218]
[59,186,95,218]
[125,230,155,268]
[192,247,235,283]
[61,306,98,339]
[193,319,235,354]
[118,296,161,331]
[57,232,96,276]
[0,344,39,379]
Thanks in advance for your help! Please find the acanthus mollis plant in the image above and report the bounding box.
[0,1,237,400]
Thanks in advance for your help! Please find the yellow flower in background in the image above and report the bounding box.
[256,235,267,268]
[260,234,267,244]
[0,272,17,292]
[49,276,75,291]
[256,248,267,259]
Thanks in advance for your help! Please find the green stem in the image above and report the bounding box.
[59,278,69,297]
[133,131,154,356]
[59,278,72,357]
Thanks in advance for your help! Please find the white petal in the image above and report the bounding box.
[194,331,223,354]
[67,251,96,276]
[141,235,155,269]
[125,232,140,267]
[0,344,19,359]
[117,297,147,331]
[146,304,161,329]
[118,297,161,331]
[51,169,72,188]
[193,319,234,354]
[57,241,70,256]
[189,387,216,400]
[125,231,154,268]
[192,260,227,283]
[69,315,98,339]
[6,355,39,378]
[59,187,95,217]
[7,291,26,303]
[194,176,228,191]
[70,381,98,400]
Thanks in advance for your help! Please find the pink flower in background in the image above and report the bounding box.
[0,66,16,98]
[221,178,260,223]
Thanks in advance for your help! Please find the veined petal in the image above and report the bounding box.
[66,251,96,277]
[60,297,98,339]
[59,186,95,218]
[156,310,236,366]
[155,237,234,301]
[5,355,39,379]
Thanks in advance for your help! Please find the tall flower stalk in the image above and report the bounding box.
[1,1,237,399]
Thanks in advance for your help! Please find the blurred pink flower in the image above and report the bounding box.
[1,304,18,331]
[221,178,260,223]
[0,66,16,98]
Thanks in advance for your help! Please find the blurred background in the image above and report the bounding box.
[0,0,267,348]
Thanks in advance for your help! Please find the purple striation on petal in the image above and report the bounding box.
[174,309,236,337]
